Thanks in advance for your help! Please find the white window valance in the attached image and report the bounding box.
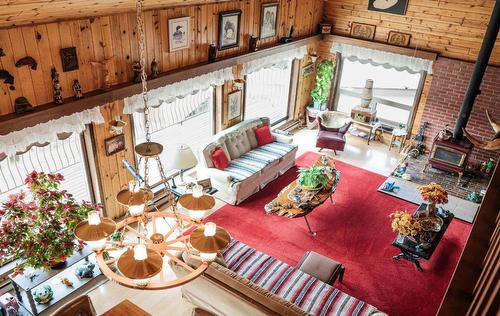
[331,43,433,74]
[124,67,234,114]
[242,45,308,76]
[0,107,104,156]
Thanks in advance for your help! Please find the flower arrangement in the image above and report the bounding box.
[0,171,99,275]
[418,182,448,205]
[390,210,421,236]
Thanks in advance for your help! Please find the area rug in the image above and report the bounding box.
[377,176,479,223]
[205,151,471,316]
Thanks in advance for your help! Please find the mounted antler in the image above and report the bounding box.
[463,110,500,150]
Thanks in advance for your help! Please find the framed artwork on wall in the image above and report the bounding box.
[387,31,411,47]
[368,0,408,15]
[60,47,79,72]
[350,22,376,40]
[218,10,242,50]
[105,134,126,156]
[227,90,242,121]
[168,17,190,52]
[260,2,279,40]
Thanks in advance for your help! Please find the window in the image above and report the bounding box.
[0,133,92,203]
[245,63,292,125]
[133,87,214,186]
[335,58,423,127]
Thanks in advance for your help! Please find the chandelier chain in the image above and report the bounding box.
[136,0,151,143]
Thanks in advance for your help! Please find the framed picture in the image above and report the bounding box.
[60,47,79,72]
[105,134,126,156]
[169,17,190,52]
[197,178,212,191]
[387,31,411,47]
[350,22,376,40]
[218,10,242,50]
[302,63,315,77]
[260,3,279,40]
[368,0,408,15]
[227,90,242,121]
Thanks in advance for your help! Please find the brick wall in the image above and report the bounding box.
[420,58,500,165]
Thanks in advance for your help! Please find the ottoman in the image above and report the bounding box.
[296,251,344,285]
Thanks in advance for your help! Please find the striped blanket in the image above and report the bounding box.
[221,240,381,316]
[225,141,297,181]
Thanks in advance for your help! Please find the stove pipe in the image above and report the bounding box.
[453,1,500,140]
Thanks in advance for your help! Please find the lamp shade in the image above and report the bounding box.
[171,145,198,170]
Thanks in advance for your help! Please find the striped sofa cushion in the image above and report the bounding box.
[224,141,297,181]
[221,240,380,316]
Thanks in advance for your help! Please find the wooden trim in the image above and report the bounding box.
[0,35,321,136]
[325,35,438,61]
[406,71,427,135]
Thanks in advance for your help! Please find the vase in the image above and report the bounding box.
[420,202,443,232]
[425,202,436,217]
[50,260,67,270]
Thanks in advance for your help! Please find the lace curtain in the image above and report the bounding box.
[242,45,308,76]
[0,107,104,156]
[331,43,434,74]
[124,67,234,114]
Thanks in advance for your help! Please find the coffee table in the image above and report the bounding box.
[264,155,340,235]
[392,203,454,271]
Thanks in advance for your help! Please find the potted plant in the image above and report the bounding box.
[417,182,448,216]
[298,166,329,191]
[0,171,99,275]
[310,59,336,110]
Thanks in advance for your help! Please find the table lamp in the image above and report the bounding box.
[171,144,198,188]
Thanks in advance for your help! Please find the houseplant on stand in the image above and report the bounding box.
[0,171,99,276]
[311,59,336,110]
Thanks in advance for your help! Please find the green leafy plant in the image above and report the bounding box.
[298,166,329,189]
[310,59,336,109]
[0,171,99,275]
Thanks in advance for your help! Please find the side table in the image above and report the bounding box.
[389,128,408,152]
[350,121,382,145]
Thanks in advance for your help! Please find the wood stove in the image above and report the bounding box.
[426,136,473,185]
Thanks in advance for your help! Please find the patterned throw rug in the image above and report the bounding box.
[206,151,471,316]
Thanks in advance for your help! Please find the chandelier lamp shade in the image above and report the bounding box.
[179,185,216,220]
[73,0,230,290]
[74,211,117,251]
[190,223,231,262]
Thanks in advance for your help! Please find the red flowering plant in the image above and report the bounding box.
[0,171,100,275]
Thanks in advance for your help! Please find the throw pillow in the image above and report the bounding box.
[255,125,274,146]
[210,148,230,170]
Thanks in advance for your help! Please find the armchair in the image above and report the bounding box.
[316,111,352,154]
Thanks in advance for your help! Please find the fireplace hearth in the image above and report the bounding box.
[426,136,473,185]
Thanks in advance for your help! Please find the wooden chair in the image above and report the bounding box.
[53,295,97,316]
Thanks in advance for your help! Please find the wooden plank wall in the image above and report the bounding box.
[0,0,323,116]
[91,100,136,219]
[322,0,500,65]
[0,0,323,218]
[295,41,321,121]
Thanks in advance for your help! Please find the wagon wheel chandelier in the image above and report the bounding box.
[74,0,230,289]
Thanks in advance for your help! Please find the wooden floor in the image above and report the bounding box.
[87,127,401,315]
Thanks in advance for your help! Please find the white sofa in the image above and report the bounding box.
[198,118,298,205]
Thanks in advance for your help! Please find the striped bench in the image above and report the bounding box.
[221,240,382,316]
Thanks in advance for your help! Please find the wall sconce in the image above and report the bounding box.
[233,79,245,91]
[110,116,127,135]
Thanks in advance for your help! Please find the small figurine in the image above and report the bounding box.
[480,158,495,174]
[33,285,53,304]
[51,68,63,104]
[393,161,408,178]
[60,277,73,286]
[150,58,159,79]
[132,61,142,83]
[75,260,95,279]
[91,56,114,90]
[14,97,34,114]
[249,36,258,52]
[72,79,83,99]
[208,44,217,62]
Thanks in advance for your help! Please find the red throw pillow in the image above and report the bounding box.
[210,148,230,170]
[255,125,274,146]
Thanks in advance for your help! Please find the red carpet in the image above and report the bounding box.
[206,152,471,316]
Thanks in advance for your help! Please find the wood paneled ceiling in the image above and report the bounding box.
[0,0,232,28]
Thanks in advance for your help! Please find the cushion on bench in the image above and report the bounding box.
[221,240,380,316]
